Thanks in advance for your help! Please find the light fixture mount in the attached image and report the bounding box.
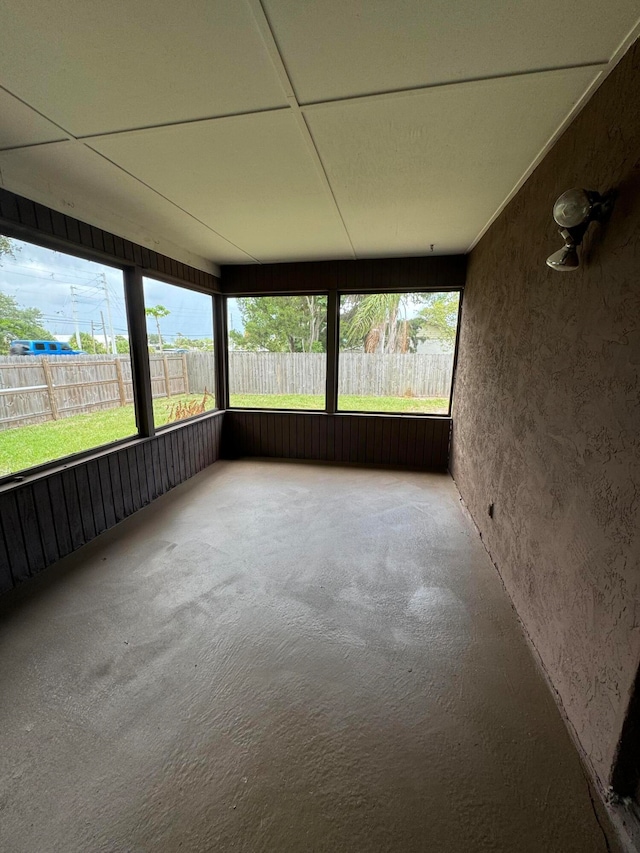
[546,188,615,271]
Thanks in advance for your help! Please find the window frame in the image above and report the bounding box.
[335,287,463,419]
[141,271,219,432]
[225,291,331,413]
[0,227,221,486]
[223,286,463,419]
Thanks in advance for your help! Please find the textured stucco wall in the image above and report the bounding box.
[451,39,640,787]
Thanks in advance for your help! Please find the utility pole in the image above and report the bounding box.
[100,311,109,353]
[90,320,97,353]
[102,273,117,354]
[70,285,82,350]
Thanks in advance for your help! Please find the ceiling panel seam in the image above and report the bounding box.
[245,0,357,259]
[1,62,618,149]
[0,137,71,154]
[74,106,293,142]
[84,145,260,263]
[300,61,610,112]
[0,82,74,140]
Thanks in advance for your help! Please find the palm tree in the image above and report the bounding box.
[344,293,411,354]
[145,304,170,351]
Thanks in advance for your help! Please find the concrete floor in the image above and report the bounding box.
[0,460,620,852]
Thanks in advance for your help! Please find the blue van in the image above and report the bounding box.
[9,340,84,355]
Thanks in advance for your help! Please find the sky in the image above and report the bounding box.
[0,236,214,345]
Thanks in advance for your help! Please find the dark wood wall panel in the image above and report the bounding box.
[221,256,466,294]
[0,413,223,595]
[0,188,220,293]
[222,411,450,471]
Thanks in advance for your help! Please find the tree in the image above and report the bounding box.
[341,291,460,354]
[78,332,107,354]
[0,236,18,263]
[0,292,54,354]
[415,293,460,349]
[229,296,327,352]
[174,333,213,352]
[342,293,412,354]
[145,304,170,351]
[115,335,130,354]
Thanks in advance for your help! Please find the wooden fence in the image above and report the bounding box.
[0,354,193,430]
[228,352,454,398]
[0,351,453,430]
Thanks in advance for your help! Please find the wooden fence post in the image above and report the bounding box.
[41,358,59,420]
[114,357,127,407]
[162,355,172,398]
[181,353,189,395]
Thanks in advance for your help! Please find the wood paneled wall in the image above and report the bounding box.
[221,255,466,294]
[0,412,223,594]
[0,188,220,292]
[223,411,450,470]
[0,188,225,596]
[0,188,457,598]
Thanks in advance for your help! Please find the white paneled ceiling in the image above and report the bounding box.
[0,89,68,151]
[89,111,354,262]
[0,0,286,136]
[263,0,640,103]
[0,0,638,270]
[0,141,254,269]
[304,67,598,256]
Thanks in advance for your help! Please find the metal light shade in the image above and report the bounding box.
[546,243,580,271]
[553,188,593,229]
[546,188,614,272]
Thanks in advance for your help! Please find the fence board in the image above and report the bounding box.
[0,351,453,431]
[0,354,190,429]
[227,351,453,398]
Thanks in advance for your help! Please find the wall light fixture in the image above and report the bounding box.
[546,188,614,271]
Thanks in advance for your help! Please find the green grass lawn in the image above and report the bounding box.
[229,393,448,414]
[0,395,215,477]
[0,392,448,477]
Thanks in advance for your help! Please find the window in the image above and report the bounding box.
[0,234,136,477]
[227,295,327,410]
[338,291,460,415]
[142,277,216,427]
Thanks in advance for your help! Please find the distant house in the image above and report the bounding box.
[415,323,454,355]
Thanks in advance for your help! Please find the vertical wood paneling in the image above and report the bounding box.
[0,493,27,584]
[61,469,84,551]
[118,450,133,517]
[334,416,343,463]
[158,434,170,492]
[85,460,106,535]
[135,445,149,507]
[74,465,96,542]
[222,412,450,470]
[31,480,59,568]
[108,454,125,522]
[0,530,12,593]
[98,457,116,529]
[47,475,73,558]
[15,487,44,576]
[150,441,161,498]
[439,419,450,466]
[170,431,180,486]
[372,419,383,465]
[0,413,223,595]
[422,418,434,469]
